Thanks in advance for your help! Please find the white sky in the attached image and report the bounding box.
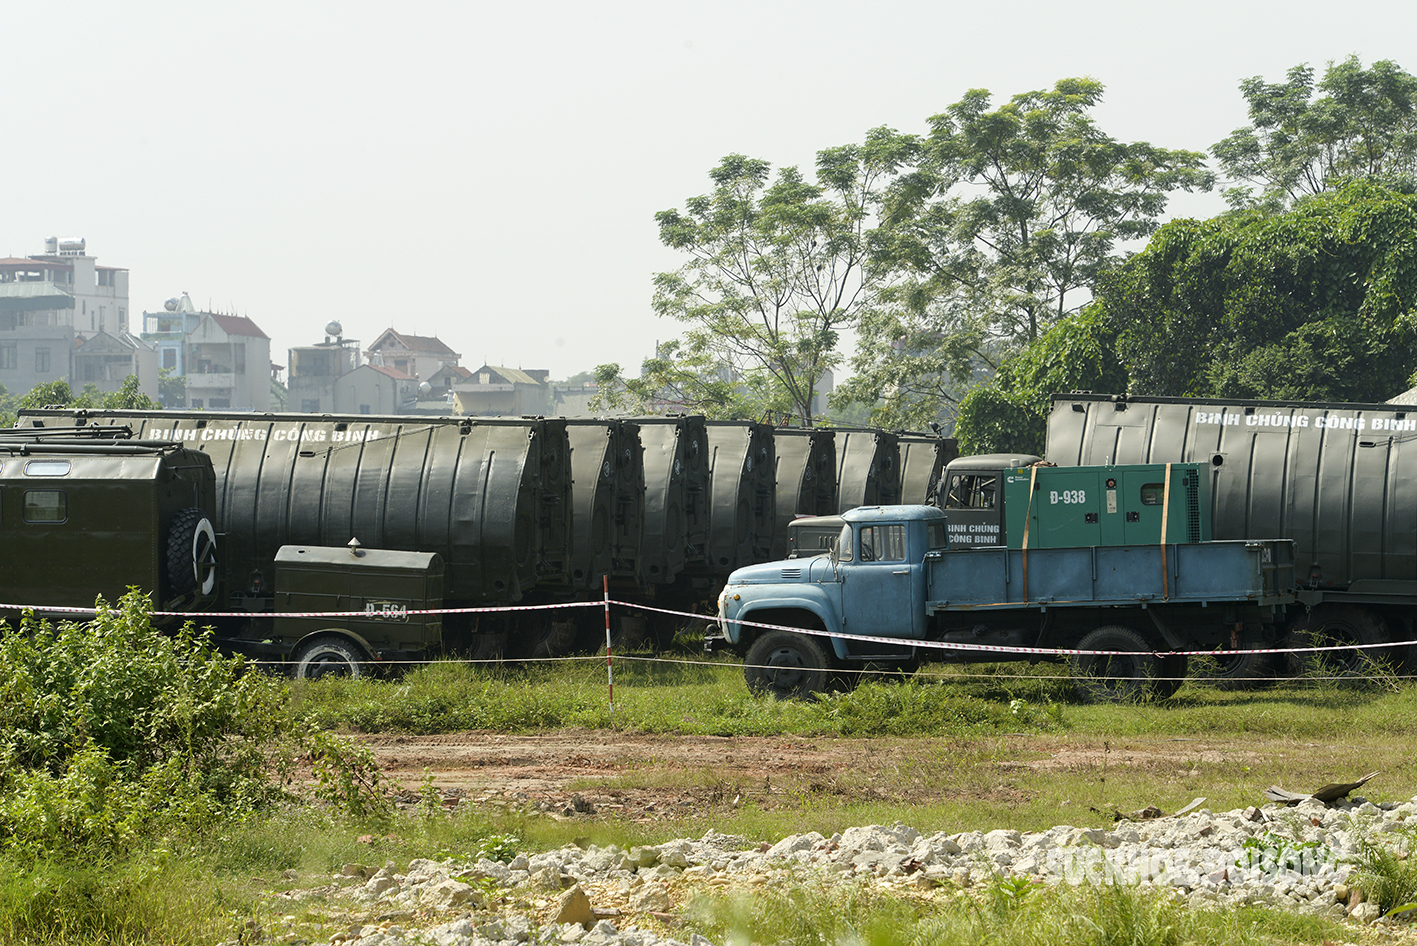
[5,0,1416,381]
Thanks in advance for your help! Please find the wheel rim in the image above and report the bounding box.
[305,651,356,678]
[765,646,810,692]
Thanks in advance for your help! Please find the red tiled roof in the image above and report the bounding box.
[210,313,270,339]
[370,328,459,355]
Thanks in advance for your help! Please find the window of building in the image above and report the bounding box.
[301,399,321,412]
[360,404,371,414]
[23,490,66,523]
[35,348,50,373]
[234,346,246,375]
[0,343,15,370]
[209,398,230,409]
[190,399,203,409]
[163,349,177,370]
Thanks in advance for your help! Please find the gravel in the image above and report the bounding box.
[239,793,1417,945]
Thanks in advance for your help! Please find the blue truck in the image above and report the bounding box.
[713,495,1295,702]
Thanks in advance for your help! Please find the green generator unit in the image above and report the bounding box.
[1002,463,1210,549]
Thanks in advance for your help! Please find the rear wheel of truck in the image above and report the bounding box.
[1287,606,1392,678]
[293,636,366,680]
[745,630,829,700]
[1071,626,1169,704]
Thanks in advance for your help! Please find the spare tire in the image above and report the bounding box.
[166,508,218,598]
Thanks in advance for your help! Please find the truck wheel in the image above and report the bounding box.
[1192,646,1273,690]
[1288,606,1391,677]
[1156,654,1188,699]
[1071,626,1167,704]
[293,636,366,680]
[165,508,218,598]
[745,630,829,700]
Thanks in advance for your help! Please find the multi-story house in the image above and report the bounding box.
[288,322,363,413]
[365,328,460,380]
[0,237,155,398]
[183,312,272,410]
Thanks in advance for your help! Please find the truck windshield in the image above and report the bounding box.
[836,524,854,562]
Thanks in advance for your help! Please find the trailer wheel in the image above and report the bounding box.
[745,630,829,700]
[1071,626,1168,703]
[505,613,579,661]
[293,636,366,680]
[165,508,218,598]
[1288,606,1392,677]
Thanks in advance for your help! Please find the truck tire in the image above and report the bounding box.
[1071,626,1167,703]
[1288,606,1391,677]
[1192,646,1274,690]
[745,630,829,700]
[165,508,218,598]
[293,636,366,680]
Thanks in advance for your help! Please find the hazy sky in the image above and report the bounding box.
[5,1,1416,381]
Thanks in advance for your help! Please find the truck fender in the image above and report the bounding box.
[737,597,844,656]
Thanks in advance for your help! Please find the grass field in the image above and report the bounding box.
[6,630,1415,944]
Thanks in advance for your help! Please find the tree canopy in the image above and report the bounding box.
[1101,180,1417,403]
[834,78,1212,429]
[1213,56,1417,210]
[598,138,909,424]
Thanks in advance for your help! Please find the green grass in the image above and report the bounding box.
[686,875,1345,946]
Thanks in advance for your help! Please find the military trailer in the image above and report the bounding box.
[16,409,570,660]
[1045,393,1417,673]
[897,432,957,506]
[0,426,444,677]
[770,429,839,561]
[834,428,901,511]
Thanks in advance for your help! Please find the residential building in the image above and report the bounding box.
[452,365,550,416]
[365,328,460,380]
[183,312,272,410]
[333,363,421,414]
[0,237,152,398]
[287,322,362,413]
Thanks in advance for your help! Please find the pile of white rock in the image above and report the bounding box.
[263,793,1414,946]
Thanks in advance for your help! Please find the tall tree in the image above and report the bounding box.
[837,78,1212,429]
[1100,181,1417,403]
[597,136,909,425]
[1213,56,1417,210]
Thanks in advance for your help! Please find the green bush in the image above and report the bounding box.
[0,591,382,861]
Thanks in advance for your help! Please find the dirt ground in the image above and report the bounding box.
[357,729,1271,822]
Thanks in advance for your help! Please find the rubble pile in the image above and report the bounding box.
[245,793,1416,946]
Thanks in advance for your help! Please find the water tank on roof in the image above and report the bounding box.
[164,298,180,312]
[325,320,343,338]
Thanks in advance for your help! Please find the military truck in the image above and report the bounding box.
[0,427,445,678]
[714,500,1294,702]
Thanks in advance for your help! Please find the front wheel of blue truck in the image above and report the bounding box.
[1070,625,1173,704]
[745,630,830,699]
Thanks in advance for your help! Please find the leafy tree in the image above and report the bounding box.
[1213,56,1417,210]
[838,78,1212,428]
[159,367,187,408]
[954,305,1126,455]
[599,138,910,424]
[1100,180,1417,403]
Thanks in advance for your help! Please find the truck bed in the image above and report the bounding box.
[925,539,1294,612]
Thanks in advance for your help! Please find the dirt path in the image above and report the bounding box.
[357,729,1272,821]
